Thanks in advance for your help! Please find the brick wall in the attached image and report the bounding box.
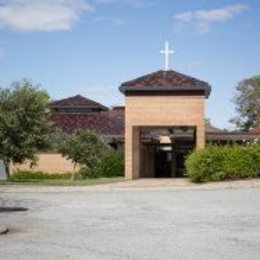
[11,153,76,174]
[125,95,205,179]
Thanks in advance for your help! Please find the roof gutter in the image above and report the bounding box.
[119,85,211,98]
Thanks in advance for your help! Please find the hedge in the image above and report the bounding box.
[185,144,260,183]
[78,150,124,179]
[10,171,72,180]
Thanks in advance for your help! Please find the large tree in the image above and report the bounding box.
[0,79,50,177]
[231,75,260,130]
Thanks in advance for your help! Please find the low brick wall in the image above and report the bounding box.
[11,153,76,174]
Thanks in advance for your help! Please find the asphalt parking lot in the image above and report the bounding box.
[0,183,260,260]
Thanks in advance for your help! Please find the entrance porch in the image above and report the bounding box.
[119,70,211,180]
[140,127,196,178]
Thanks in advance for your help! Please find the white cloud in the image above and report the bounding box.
[0,0,93,32]
[93,16,125,26]
[94,0,157,8]
[175,12,193,24]
[174,4,248,34]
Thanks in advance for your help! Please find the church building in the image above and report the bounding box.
[48,42,259,179]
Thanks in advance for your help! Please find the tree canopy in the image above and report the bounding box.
[231,75,260,130]
[57,130,109,179]
[0,79,50,176]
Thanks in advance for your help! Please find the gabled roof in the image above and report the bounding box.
[50,95,108,111]
[119,70,211,98]
[50,112,124,136]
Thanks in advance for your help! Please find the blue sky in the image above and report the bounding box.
[0,0,259,129]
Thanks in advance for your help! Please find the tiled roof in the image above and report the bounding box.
[206,132,259,142]
[102,106,125,121]
[50,95,108,111]
[120,70,211,97]
[50,112,124,136]
[50,106,232,138]
[206,124,260,141]
[49,95,258,141]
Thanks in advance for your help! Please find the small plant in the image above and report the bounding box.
[10,170,72,181]
[185,144,260,183]
[78,150,124,179]
[97,150,124,177]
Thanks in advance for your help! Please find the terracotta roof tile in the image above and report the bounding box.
[50,95,108,110]
[121,70,209,88]
[50,107,238,138]
[102,106,125,121]
[50,112,124,136]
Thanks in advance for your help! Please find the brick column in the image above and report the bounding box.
[125,126,140,179]
[196,123,205,149]
[125,126,132,180]
[132,127,140,179]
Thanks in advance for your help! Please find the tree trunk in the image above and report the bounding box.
[71,162,77,180]
[4,161,10,179]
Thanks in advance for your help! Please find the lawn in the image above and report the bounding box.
[0,177,125,186]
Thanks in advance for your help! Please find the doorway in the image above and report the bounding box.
[140,127,195,178]
[155,148,172,178]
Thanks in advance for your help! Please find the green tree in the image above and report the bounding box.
[0,79,50,177]
[57,130,109,179]
[231,75,260,130]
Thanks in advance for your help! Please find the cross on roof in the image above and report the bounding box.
[160,41,175,71]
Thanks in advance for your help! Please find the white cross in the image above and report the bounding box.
[160,41,175,71]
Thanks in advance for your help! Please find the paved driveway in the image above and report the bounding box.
[0,183,260,259]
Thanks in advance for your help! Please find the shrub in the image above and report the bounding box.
[97,150,124,177]
[10,170,72,180]
[57,130,109,169]
[78,150,124,179]
[185,144,260,183]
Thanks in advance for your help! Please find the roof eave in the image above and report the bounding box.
[119,85,211,98]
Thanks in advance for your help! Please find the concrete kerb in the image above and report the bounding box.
[0,179,259,193]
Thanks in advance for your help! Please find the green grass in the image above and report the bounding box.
[0,177,125,186]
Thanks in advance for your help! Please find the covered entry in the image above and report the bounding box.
[119,69,211,180]
[119,44,211,180]
[140,127,196,178]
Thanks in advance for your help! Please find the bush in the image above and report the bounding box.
[57,130,109,170]
[78,150,124,179]
[185,144,260,183]
[10,170,72,180]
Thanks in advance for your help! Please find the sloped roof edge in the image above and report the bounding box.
[119,70,211,98]
[50,94,108,111]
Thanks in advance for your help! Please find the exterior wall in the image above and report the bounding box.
[125,95,205,179]
[11,153,76,174]
[0,160,6,180]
